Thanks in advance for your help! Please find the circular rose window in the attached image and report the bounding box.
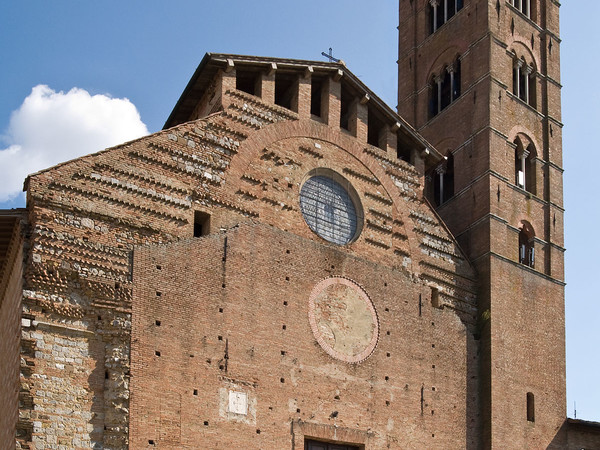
[299,171,362,245]
[308,277,379,363]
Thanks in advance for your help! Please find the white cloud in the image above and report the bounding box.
[0,85,149,202]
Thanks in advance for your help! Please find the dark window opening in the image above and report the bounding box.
[236,70,260,96]
[527,392,535,422]
[429,0,464,34]
[367,107,385,150]
[519,221,535,268]
[340,85,353,131]
[513,57,536,108]
[311,77,324,118]
[526,146,536,195]
[518,65,527,102]
[304,439,361,450]
[441,68,452,110]
[436,2,445,31]
[453,59,461,98]
[194,211,211,237]
[429,76,439,118]
[528,71,536,108]
[275,73,297,111]
[397,139,412,162]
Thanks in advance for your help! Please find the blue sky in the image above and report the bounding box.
[0,1,597,421]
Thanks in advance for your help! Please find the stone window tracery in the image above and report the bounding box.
[299,170,363,245]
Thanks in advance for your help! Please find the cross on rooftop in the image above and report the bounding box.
[321,47,340,63]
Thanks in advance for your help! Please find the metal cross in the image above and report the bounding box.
[321,47,340,63]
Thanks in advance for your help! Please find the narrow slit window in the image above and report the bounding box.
[527,392,535,422]
[340,85,352,131]
[311,77,323,118]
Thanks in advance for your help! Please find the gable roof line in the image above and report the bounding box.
[163,53,442,162]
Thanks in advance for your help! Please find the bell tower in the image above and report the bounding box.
[397,0,565,448]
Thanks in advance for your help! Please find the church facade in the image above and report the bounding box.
[1,1,599,449]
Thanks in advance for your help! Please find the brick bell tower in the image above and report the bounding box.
[397,0,565,448]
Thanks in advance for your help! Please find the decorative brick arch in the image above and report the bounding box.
[225,118,422,267]
[507,38,540,71]
[507,126,542,156]
[429,135,462,157]
[425,44,468,85]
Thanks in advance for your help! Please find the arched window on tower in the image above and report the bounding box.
[429,0,465,34]
[512,56,536,108]
[519,221,535,268]
[429,57,462,118]
[514,138,536,195]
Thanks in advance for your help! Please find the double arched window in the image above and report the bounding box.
[512,55,536,108]
[429,0,464,34]
[514,137,536,195]
[429,57,462,118]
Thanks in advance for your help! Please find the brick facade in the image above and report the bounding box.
[1,1,599,448]
[8,54,481,448]
[0,215,24,450]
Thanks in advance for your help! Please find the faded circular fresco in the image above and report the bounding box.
[308,277,379,363]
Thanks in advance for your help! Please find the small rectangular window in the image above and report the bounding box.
[194,211,211,237]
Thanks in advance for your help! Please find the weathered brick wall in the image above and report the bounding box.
[398,1,567,448]
[0,217,23,450]
[487,258,566,449]
[20,75,478,448]
[130,224,479,449]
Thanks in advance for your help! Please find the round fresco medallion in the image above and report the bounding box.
[308,277,379,363]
